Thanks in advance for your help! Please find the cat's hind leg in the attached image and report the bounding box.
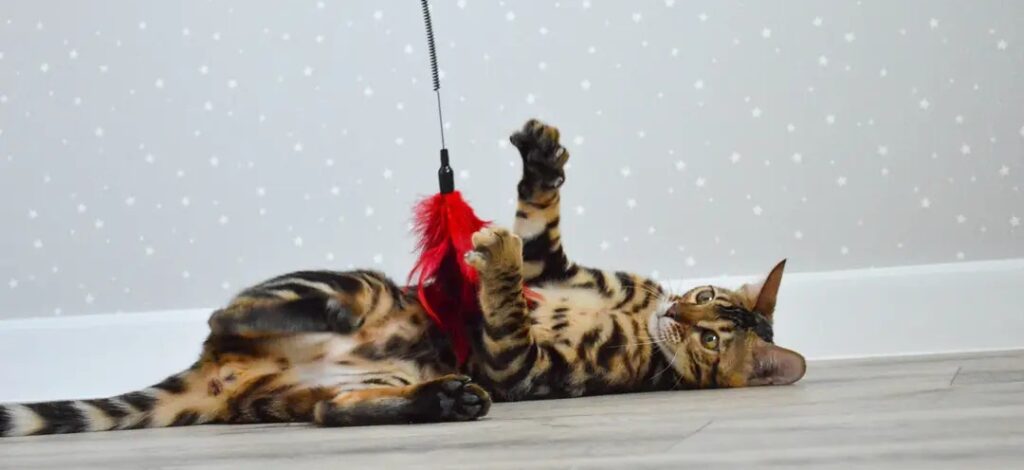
[208,270,407,337]
[208,296,362,337]
[313,375,490,426]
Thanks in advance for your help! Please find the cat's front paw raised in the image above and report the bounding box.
[510,119,569,195]
[465,226,523,275]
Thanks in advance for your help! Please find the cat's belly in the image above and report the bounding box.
[529,286,614,313]
[268,333,427,390]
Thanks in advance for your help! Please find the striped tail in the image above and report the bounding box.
[0,370,220,438]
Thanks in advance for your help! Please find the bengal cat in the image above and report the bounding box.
[0,119,805,437]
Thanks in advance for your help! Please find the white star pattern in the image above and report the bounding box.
[0,2,1020,318]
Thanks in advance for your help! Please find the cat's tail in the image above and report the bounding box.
[0,368,222,438]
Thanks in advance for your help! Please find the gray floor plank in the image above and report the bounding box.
[2,350,1023,469]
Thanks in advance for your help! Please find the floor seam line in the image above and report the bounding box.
[949,366,963,386]
[665,419,713,452]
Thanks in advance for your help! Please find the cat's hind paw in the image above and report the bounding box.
[414,375,492,422]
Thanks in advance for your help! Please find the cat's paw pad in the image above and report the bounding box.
[420,375,491,421]
[510,119,569,190]
[466,226,522,272]
[464,249,488,270]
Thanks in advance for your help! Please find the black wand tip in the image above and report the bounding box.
[438,149,454,194]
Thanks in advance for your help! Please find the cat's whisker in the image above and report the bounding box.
[613,338,667,348]
[634,283,668,302]
[651,348,679,383]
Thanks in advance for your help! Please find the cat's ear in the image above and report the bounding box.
[748,340,806,386]
[738,259,786,318]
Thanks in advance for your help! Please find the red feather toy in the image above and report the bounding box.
[408,1,488,365]
[409,189,487,365]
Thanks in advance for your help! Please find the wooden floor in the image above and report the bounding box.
[2,350,1022,469]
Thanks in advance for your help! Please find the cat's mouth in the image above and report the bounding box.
[647,303,687,362]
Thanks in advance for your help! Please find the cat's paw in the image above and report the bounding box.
[415,375,492,422]
[510,119,569,193]
[465,226,523,274]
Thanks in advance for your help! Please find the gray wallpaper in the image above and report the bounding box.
[1,1,1022,319]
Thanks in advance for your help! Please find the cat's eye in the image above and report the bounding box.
[695,288,714,304]
[700,330,720,350]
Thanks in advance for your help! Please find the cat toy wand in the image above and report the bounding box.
[408,0,488,366]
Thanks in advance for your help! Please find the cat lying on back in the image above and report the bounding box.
[0,119,805,437]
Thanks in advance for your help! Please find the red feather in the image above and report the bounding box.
[408,191,488,365]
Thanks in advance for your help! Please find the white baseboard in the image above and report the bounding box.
[2,258,1022,403]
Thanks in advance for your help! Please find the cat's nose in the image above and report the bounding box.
[664,303,682,319]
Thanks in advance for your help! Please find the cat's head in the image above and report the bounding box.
[649,259,806,388]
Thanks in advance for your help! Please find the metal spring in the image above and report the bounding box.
[420,0,441,91]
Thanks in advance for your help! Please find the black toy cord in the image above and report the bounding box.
[420,0,454,193]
